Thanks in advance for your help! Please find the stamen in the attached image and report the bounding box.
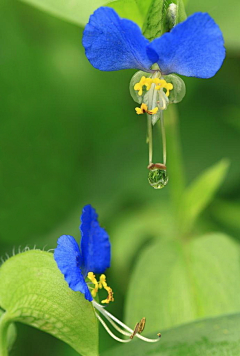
[87,272,99,297]
[93,301,161,343]
[98,274,114,304]
[134,76,173,98]
[95,312,131,343]
[135,103,158,116]
[88,273,114,303]
[130,317,146,339]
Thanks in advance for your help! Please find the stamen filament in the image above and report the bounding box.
[95,312,131,343]
[160,111,167,166]
[147,115,153,164]
[93,301,161,343]
[99,309,132,337]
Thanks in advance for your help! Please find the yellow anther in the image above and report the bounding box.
[135,103,158,115]
[134,76,173,97]
[149,107,158,115]
[134,76,147,96]
[144,78,153,90]
[99,274,114,304]
[155,79,173,97]
[87,272,99,298]
[135,103,148,115]
[87,272,114,303]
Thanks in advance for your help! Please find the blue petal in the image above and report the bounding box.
[82,7,153,71]
[54,235,93,301]
[80,205,111,275]
[147,13,225,78]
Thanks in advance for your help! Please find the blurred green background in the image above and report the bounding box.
[0,0,240,355]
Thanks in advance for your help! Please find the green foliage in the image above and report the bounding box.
[125,233,240,332]
[19,0,186,31]
[102,313,240,356]
[143,0,186,41]
[20,0,108,27]
[1,0,240,355]
[19,0,153,27]
[0,310,16,353]
[0,251,98,356]
[178,159,230,234]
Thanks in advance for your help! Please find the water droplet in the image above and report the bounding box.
[148,169,168,189]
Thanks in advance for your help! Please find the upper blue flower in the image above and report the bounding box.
[54,204,111,302]
[82,7,225,78]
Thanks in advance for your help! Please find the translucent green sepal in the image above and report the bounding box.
[129,71,151,104]
[164,74,186,104]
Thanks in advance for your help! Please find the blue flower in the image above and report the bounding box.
[54,204,111,302]
[82,7,225,79]
[54,204,162,343]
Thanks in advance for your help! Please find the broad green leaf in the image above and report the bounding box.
[0,250,98,356]
[143,0,187,41]
[178,159,229,234]
[19,0,185,30]
[19,0,153,28]
[102,313,240,356]
[20,0,108,27]
[111,203,175,292]
[125,233,240,332]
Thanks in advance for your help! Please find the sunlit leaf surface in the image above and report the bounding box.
[0,251,98,356]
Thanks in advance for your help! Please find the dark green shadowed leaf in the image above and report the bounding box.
[0,250,98,356]
[102,313,240,356]
[125,233,240,333]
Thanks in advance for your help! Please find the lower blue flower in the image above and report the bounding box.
[54,204,111,302]
[54,204,162,343]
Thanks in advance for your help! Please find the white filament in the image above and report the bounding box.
[95,312,131,343]
[93,301,161,343]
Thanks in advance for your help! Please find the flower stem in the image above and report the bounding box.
[165,105,185,212]
[147,114,153,164]
[0,312,11,356]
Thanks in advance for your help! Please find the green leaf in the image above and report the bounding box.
[108,0,152,27]
[111,203,175,292]
[0,250,98,356]
[19,0,186,30]
[0,310,17,353]
[102,313,240,356]
[143,0,187,41]
[178,159,230,234]
[19,0,153,28]
[20,0,108,27]
[125,233,240,332]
